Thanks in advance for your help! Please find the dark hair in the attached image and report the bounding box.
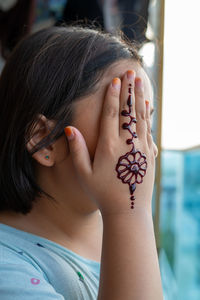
[0,25,142,214]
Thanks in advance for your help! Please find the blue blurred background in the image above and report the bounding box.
[160,149,200,300]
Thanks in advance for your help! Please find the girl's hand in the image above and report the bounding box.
[65,70,156,216]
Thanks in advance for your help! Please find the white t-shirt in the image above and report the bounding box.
[0,223,100,299]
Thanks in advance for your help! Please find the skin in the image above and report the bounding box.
[0,59,157,263]
[0,58,163,299]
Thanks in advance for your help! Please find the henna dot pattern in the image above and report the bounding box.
[115,83,147,209]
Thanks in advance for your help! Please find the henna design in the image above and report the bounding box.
[115,83,147,209]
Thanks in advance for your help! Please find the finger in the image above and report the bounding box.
[135,77,147,138]
[98,77,121,141]
[145,100,151,135]
[119,70,136,138]
[64,126,92,176]
[145,100,153,147]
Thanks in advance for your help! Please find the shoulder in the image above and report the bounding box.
[0,225,100,299]
[0,262,65,300]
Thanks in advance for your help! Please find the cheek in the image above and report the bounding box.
[72,100,103,160]
[82,118,100,160]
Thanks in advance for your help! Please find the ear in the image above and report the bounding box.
[26,115,55,167]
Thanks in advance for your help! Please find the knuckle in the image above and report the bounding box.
[101,138,116,156]
[147,133,153,146]
[137,112,146,121]
[106,144,116,157]
[121,102,128,110]
[136,120,147,133]
[146,119,151,129]
[147,132,153,140]
[135,88,144,98]
[104,105,118,118]
[147,140,157,161]
[110,87,120,97]
[71,143,80,157]
[153,142,158,157]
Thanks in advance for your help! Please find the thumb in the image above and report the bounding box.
[64,126,92,177]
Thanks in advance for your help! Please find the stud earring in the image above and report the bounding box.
[45,155,49,160]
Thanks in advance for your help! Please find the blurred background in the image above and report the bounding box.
[0,1,200,299]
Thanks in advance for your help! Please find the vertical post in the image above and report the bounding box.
[154,0,165,252]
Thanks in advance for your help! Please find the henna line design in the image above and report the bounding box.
[115,83,148,209]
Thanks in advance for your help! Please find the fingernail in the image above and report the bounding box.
[112,78,121,90]
[135,77,143,89]
[64,127,74,140]
[127,70,135,80]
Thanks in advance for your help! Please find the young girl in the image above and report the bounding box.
[0,26,163,299]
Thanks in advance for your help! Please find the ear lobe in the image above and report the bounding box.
[32,150,55,167]
[26,115,55,167]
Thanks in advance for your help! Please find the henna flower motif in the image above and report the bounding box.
[116,150,147,193]
[115,82,148,208]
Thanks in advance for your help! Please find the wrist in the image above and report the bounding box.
[101,205,153,223]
